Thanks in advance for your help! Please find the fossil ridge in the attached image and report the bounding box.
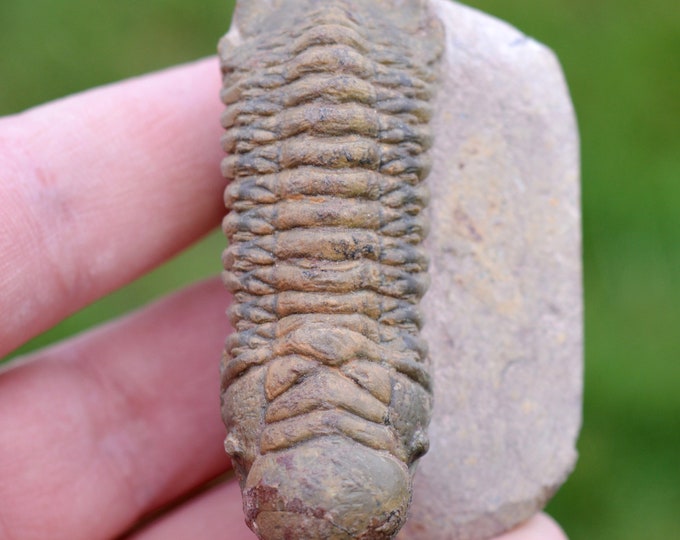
[218,1,444,538]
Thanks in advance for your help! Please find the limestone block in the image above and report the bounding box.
[400,2,582,539]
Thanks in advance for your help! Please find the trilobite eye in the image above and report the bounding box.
[409,430,430,462]
[219,1,444,538]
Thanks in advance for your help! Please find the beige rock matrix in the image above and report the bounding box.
[218,1,443,538]
[401,1,582,539]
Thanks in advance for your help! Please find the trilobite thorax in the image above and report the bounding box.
[219,1,443,538]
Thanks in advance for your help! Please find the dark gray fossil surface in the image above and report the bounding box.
[218,1,582,539]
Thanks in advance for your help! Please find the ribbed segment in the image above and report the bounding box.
[219,2,443,538]
[220,6,442,540]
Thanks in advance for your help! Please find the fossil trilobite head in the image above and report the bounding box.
[218,1,443,537]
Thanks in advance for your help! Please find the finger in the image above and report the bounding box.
[0,278,231,540]
[130,493,564,540]
[127,478,254,540]
[0,57,225,357]
[495,513,568,540]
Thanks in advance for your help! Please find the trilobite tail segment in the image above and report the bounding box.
[219,1,443,538]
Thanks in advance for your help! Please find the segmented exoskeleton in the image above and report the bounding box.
[219,1,443,538]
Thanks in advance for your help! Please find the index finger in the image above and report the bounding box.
[0,57,225,357]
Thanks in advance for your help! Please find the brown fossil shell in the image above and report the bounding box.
[219,1,443,538]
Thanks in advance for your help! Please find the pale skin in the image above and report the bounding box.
[0,58,567,540]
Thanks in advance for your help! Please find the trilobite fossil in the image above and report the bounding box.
[219,1,443,537]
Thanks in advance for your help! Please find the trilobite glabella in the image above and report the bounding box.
[219,1,443,538]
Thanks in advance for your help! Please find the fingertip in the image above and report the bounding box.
[495,513,568,540]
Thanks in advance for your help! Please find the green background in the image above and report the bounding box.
[1,1,678,538]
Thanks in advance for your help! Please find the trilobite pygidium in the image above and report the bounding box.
[219,1,443,538]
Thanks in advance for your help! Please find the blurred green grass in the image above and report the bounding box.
[1,1,679,538]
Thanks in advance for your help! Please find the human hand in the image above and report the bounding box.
[0,58,566,540]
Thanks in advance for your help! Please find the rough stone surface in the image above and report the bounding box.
[399,1,582,539]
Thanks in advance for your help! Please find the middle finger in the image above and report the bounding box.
[0,278,231,540]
